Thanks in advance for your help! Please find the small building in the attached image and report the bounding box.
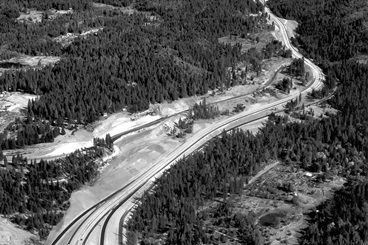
[304,172,313,177]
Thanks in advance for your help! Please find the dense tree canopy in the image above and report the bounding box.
[0,0,273,148]
[1,146,105,239]
[267,0,368,63]
[0,0,265,122]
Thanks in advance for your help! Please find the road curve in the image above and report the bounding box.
[102,6,325,245]
[50,5,325,245]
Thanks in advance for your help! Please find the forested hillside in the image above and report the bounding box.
[0,0,264,122]
[268,0,368,63]
[0,0,273,149]
[0,10,103,57]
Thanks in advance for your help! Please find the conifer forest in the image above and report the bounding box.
[1,0,368,244]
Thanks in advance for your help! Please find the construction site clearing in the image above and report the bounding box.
[0,55,60,69]
[242,164,344,245]
[17,8,74,24]
[196,162,345,245]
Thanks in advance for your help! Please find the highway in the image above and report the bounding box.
[49,5,325,245]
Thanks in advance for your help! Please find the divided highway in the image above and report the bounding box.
[50,5,325,245]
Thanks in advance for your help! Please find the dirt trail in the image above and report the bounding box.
[249,161,280,184]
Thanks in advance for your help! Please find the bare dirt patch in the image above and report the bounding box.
[219,31,274,53]
[0,217,38,245]
[92,2,138,15]
[269,17,298,45]
[93,113,161,139]
[2,92,38,112]
[281,19,298,39]
[17,9,74,24]
[92,2,117,10]
[17,10,43,23]
[0,92,38,132]
[4,127,94,160]
[53,28,103,47]
[0,55,60,77]
[47,9,74,20]
[6,55,60,67]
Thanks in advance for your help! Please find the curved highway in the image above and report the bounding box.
[49,5,325,245]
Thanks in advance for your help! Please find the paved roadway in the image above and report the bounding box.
[50,5,325,245]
